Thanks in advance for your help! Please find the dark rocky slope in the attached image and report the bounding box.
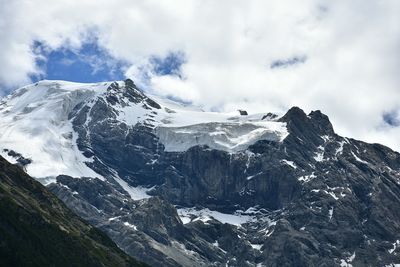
[0,156,147,267]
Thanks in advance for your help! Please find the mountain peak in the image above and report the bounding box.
[124,78,136,89]
[308,109,334,134]
[279,106,308,122]
[278,106,334,135]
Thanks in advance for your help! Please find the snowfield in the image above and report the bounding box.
[177,207,255,226]
[155,120,287,152]
[0,80,109,184]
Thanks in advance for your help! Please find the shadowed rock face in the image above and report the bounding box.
[3,80,400,266]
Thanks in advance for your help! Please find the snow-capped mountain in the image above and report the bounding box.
[1,79,400,267]
[0,79,286,183]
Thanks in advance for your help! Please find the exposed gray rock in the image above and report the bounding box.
[238,110,248,116]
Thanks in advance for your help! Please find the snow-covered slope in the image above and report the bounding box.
[0,80,109,184]
[0,79,288,183]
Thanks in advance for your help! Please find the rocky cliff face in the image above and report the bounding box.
[2,79,400,266]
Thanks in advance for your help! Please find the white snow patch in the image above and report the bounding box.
[177,207,255,226]
[326,190,339,200]
[321,135,332,142]
[314,152,324,161]
[266,229,274,237]
[250,243,263,251]
[116,101,152,126]
[244,151,255,173]
[123,222,137,230]
[351,151,369,164]
[179,216,191,224]
[335,140,346,157]
[108,216,121,221]
[0,150,18,164]
[59,184,71,190]
[314,146,325,162]
[340,252,356,267]
[246,172,262,181]
[348,252,356,262]
[281,159,297,169]
[244,206,260,214]
[313,187,341,200]
[340,259,353,267]
[113,176,152,200]
[298,172,316,182]
[389,240,400,254]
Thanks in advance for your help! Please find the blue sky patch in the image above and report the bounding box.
[150,51,186,78]
[30,40,186,88]
[31,40,128,83]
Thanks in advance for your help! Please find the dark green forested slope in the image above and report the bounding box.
[0,156,148,267]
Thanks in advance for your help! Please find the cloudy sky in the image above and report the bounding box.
[1,0,400,151]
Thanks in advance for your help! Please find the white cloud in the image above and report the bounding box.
[1,0,400,150]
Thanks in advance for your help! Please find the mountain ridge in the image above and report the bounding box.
[1,79,400,266]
